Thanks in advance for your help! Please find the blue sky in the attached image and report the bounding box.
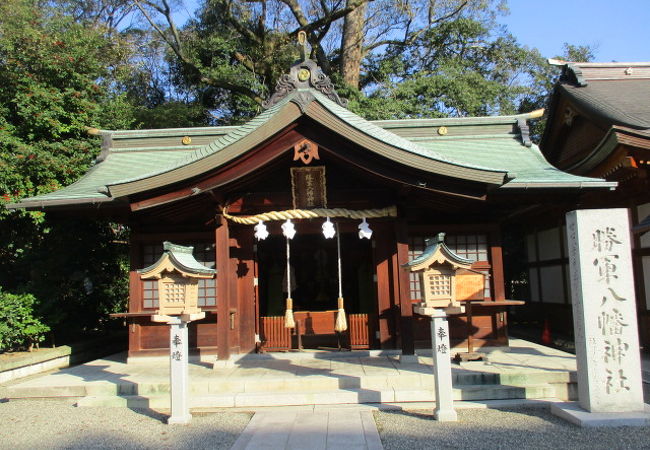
[499,0,650,62]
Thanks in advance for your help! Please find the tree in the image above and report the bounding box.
[518,43,596,142]
[0,0,135,342]
[132,0,509,119]
[0,289,49,352]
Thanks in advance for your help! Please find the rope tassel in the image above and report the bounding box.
[284,297,295,329]
[335,297,347,333]
[284,237,295,329]
[334,223,348,332]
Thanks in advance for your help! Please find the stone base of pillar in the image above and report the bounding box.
[398,354,418,363]
[434,408,458,422]
[167,414,193,425]
[551,402,650,427]
[213,357,236,369]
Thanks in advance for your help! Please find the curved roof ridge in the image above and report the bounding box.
[105,98,292,189]
[560,82,650,130]
[371,109,543,127]
[309,91,506,174]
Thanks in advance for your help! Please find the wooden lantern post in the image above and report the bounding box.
[403,232,484,422]
[139,242,216,425]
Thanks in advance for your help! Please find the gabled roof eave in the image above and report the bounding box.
[105,92,511,199]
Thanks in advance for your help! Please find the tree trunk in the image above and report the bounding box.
[340,0,366,89]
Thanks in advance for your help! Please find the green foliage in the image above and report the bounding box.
[0,288,50,352]
[357,17,548,119]
[0,0,133,342]
[0,0,136,206]
[18,219,129,339]
[134,101,211,129]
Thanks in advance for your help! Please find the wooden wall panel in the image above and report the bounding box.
[139,321,169,349]
[192,314,219,348]
[260,316,292,351]
[414,312,503,347]
[349,314,370,349]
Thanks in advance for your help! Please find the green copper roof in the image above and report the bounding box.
[10,63,615,210]
[138,242,216,276]
[414,135,611,188]
[404,233,474,268]
[310,91,504,174]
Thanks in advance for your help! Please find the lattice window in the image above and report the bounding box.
[408,236,426,300]
[193,242,216,307]
[143,244,163,266]
[198,277,216,307]
[428,273,451,298]
[445,234,488,262]
[143,279,158,309]
[161,273,186,304]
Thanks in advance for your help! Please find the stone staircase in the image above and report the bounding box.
[6,362,575,409]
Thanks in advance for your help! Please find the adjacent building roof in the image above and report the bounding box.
[10,59,615,210]
[556,62,650,130]
[541,60,650,173]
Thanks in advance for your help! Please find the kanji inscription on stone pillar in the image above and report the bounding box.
[566,209,643,413]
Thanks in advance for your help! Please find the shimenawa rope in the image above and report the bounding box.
[222,205,397,224]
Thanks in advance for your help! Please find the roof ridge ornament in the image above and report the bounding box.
[517,118,532,147]
[262,32,348,110]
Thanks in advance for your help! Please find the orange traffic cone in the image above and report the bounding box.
[541,319,552,345]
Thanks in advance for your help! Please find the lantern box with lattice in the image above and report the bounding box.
[139,242,216,321]
[403,233,484,313]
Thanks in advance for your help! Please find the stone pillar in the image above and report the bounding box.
[168,318,191,424]
[552,209,648,426]
[430,311,457,422]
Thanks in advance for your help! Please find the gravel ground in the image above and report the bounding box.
[0,397,251,450]
[375,406,650,450]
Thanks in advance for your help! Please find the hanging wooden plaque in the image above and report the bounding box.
[291,166,327,209]
[455,271,485,301]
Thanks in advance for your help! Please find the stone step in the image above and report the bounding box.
[5,369,572,399]
[75,383,558,409]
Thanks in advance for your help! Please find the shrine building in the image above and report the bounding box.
[10,56,615,360]
[522,61,650,348]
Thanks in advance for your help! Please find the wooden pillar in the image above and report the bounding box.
[373,224,395,348]
[396,220,415,355]
[236,228,257,353]
[128,232,143,356]
[489,228,507,343]
[489,228,506,301]
[216,215,231,360]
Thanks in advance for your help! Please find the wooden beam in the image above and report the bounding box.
[129,126,302,212]
[301,127,490,200]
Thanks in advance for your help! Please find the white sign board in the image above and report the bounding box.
[566,209,644,412]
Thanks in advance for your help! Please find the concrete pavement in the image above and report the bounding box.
[231,409,383,450]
